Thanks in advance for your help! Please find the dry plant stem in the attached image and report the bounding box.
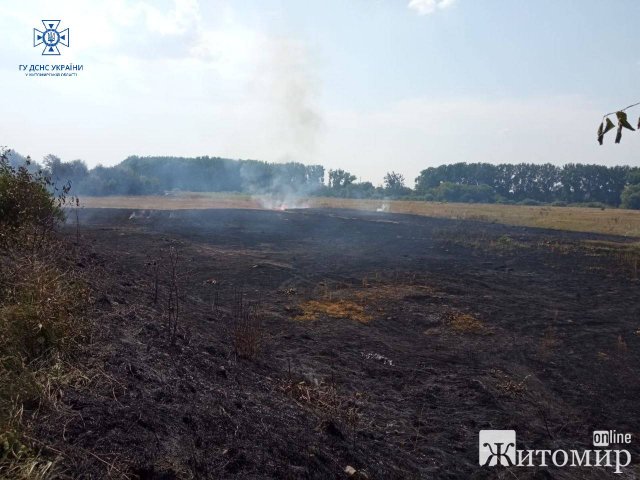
[231,290,263,360]
[165,247,180,345]
[153,261,159,304]
[75,207,80,245]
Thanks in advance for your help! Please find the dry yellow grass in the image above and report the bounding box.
[81,193,640,237]
[314,198,640,237]
[81,193,261,210]
[294,280,441,325]
[446,311,490,335]
[492,369,530,397]
[296,299,372,323]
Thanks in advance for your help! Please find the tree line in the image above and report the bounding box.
[6,150,640,209]
[414,162,639,207]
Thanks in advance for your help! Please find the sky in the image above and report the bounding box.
[0,0,639,185]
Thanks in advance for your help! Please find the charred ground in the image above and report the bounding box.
[42,207,640,479]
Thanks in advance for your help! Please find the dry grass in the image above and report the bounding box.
[492,369,531,398]
[296,299,372,324]
[280,380,343,412]
[81,193,260,210]
[0,257,89,361]
[296,276,442,325]
[445,311,490,335]
[233,313,263,360]
[83,194,640,237]
[0,247,89,479]
[231,292,264,360]
[0,423,57,480]
[319,199,640,237]
[279,378,362,445]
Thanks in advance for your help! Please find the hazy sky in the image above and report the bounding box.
[1,0,639,184]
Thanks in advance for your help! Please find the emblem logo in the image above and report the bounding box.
[33,20,69,56]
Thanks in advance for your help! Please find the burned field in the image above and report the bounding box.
[50,207,640,479]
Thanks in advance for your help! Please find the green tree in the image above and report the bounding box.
[328,169,356,189]
[384,171,409,196]
[621,184,640,209]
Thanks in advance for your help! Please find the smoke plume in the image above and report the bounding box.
[255,38,323,164]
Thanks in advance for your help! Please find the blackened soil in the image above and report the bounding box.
[44,208,640,479]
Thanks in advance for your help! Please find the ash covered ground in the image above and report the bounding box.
[48,208,640,479]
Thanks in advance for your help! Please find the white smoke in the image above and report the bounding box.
[258,195,310,211]
[252,37,323,163]
[241,39,324,210]
[376,202,390,212]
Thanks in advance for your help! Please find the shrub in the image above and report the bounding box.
[421,193,435,201]
[580,202,608,209]
[0,148,88,477]
[430,182,497,203]
[0,150,68,248]
[621,184,640,210]
[517,198,543,206]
